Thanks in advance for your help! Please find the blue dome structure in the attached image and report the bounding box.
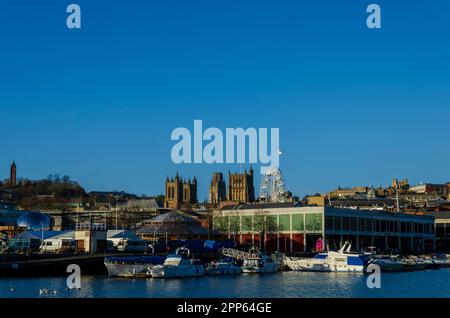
[17,211,51,230]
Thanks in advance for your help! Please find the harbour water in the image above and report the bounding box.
[2,269,450,298]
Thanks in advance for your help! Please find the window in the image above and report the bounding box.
[325,216,333,231]
[279,214,291,232]
[305,213,322,232]
[241,216,252,232]
[365,219,373,232]
[229,216,240,234]
[358,218,365,232]
[333,216,342,231]
[375,220,381,232]
[292,214,304,232]
[342,217,350,231]
[381,220,386,232]
[401,222,407,233]
[266,215,277,232]
[350,217,358,231]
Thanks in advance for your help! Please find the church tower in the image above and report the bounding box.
[9,161,17,186]
[209,173,226,205]
[227,166,255,203]
[164,173,198,210]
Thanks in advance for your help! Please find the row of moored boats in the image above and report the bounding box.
[105,247,280,278]
[104,242,450,278]
[284,242,450,273]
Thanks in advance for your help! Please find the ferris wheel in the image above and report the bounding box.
[259,167,288,203]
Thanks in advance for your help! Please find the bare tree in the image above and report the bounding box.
[213,212,229,240]
[243,210,279,252]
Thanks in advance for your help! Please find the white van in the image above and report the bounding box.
[40,239,76,254]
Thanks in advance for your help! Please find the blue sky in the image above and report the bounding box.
[0,0,449,200]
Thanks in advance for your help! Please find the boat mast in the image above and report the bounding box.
[396,183,400,213]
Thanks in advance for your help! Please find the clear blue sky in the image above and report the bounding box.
[1,0,449,200]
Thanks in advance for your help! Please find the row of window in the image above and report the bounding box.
[214,214,434,235]
[213,213,323,233]
[325,216,434,235]
[435,224,450,237]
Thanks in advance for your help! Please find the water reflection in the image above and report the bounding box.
[1,269,450,298]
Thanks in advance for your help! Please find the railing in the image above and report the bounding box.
[220,248,257,260]
[75,223,107,231]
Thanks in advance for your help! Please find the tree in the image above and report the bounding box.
[61,175,71,183]
[154,194,165,207]
[229,213,241,244]
[213,213,229,240]
[243,210,279,252]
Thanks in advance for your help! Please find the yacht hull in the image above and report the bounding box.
[285,259,364,272]
[241,263,279,273]
[150,265,205,278]
[206,265,241,276]
[105,263,149,278]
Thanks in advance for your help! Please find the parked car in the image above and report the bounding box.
[40,239,76,254]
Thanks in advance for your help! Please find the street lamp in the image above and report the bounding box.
[40,221,44,253]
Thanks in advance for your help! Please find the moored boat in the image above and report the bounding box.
[206,258,241,276]
[430,255,450,268]
[284,242,370,273]
[371,256,420,272]
[423,258,441,270]
[104,255,165,278]
[241,248,280,274]
[149,247,205,278]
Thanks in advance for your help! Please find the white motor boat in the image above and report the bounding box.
[284,242,369,272]
[206,258,241,276]
[104,256,165,278]
[371,256,412,272]
[149,247,205,278]
[241,248,280,273]
[427,255,450,268]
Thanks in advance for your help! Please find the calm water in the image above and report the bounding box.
[2,269,450,298]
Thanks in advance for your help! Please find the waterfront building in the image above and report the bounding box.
[213,203,436,254]
[136,209,209,241]
[209,173,226,206]
[227,167,255,203]
[164,173,198,210]
[409,183,449,198]
[424,211,450,252]
[75,223,107,254]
